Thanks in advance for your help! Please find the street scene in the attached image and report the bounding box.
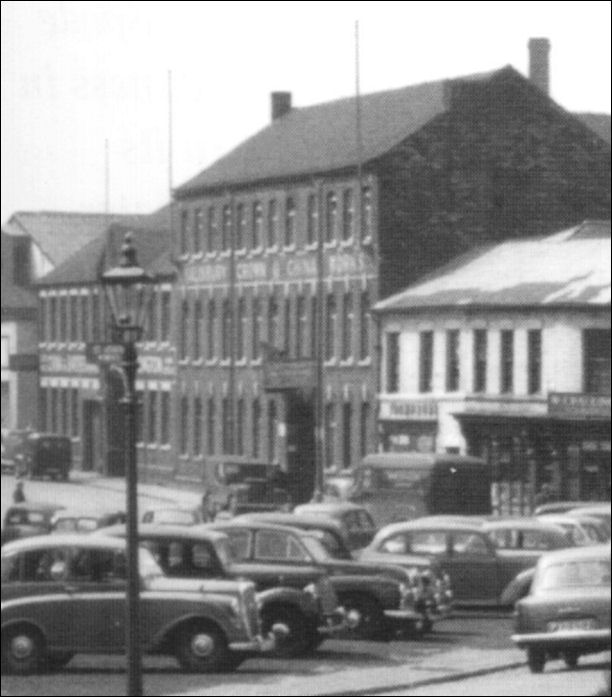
[1,2,611,696]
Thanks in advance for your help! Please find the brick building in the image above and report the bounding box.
[170,65,610,499]
[375,220,611,506]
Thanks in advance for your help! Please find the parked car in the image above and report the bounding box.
[100,523,345,657]
[537,514,603,546]
[211,519,426,640]
[512,544,611,673]
[1,428,33,474]
[361,517,551,606]
[567,505,611,538]
[482,519,575,553]
[141,507,202,526]
[49,508,126,534]
[239,511,453,634]
[293,502,378,550]
[1,534,278,674]
[14,433,72,481]
[1,503,65,547]
[534,501,608,516]
[563,511,610,542]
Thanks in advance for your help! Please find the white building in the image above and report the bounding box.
[375,220,611,504]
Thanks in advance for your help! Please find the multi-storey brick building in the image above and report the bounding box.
[171,65,610,499]
[375,220,611,506]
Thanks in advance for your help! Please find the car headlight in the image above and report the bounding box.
[303,582,318,598]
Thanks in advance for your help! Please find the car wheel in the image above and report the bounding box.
[175,623,234,673]
[2,625,45,675]
[527,648,546,674]
[262,605,314,658]
[563,651,580,669]
[46,651,74,671]
[340,594,387,640]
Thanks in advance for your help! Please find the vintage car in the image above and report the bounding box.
[534,501,608,516]
[512,544,611,673]
[293,502,378,550]
[361,517,552,606]
[100,523,343,657]
[1,503,65,547]
[49,508,126,534]
[14,433,72,481]
[239,511,453,634]
[537,514,603,546]
[567,505,611,538]
[482,519,574,553]
[141,507,202,526]
[211,519,425,640]
[1,534,278,674]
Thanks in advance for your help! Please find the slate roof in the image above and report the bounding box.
[575,113,612,145]
[3,211,152,269]
[176,68,505,195]
[375,220,611,312]
[37,222,175,287]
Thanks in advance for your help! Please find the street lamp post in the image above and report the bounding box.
[101,232,154,697]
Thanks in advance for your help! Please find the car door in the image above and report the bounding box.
[447,531,500,604]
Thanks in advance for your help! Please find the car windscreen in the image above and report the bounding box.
[152,510,195,526]
[536,558,611,591]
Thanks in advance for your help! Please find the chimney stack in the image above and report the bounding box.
[271,91,292,121]
[528,37,550,95]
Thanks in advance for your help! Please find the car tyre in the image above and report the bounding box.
[175,623,235,673]
[262,605,314,658]
[527,647,546,674]
[563,651,579,669]
[340,594,387,640]
[2,625,45,675]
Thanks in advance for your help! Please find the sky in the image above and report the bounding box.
[1,1,610,225]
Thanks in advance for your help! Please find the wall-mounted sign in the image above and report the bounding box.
[548,393,611,420]
[86,343,124,365]
[40,352,98,376]
[264,359,316,392]
[139,354,177,377]
[379,397,438,421]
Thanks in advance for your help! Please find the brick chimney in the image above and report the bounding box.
[271,91,292,121]
[528,38,550,95]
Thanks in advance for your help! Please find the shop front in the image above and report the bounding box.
[378,397,439,454]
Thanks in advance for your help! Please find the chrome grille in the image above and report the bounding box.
[316,576,339,615]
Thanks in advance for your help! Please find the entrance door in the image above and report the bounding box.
[82,401,103,472]
[285,391,315,504]
[105,370,126,477]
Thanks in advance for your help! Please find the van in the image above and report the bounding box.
[15,433,72,481]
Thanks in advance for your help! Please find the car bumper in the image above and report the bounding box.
[384,608,425,622]
[512,628,611,649]
[229,631,278,653]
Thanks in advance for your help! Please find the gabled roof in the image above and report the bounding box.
[3,211,152,268]
[37,222,175,287]
[575,112,611,145]
[375,220,611,312]
[176,68,511,195]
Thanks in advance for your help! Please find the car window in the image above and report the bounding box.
[410,531,447,555]
[70,548,126,583]
[358,510,375,529]
[521,530,554,550]
[224,529,251,561]
[487,529,509,548]
[380,533,409,554]
[452,532,490,556]
[19,548,70,582]
[192,543,215,570]
[538,559,611,590]
[1,553,18,582]
[254,530,309,562]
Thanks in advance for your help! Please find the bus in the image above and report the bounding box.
[345,452,492,527]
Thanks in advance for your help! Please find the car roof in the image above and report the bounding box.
[294,502,366,515]
[482,518,566,532]
[237,512,346,534]
[6,502,66,514]
[1,533,126,554]
[534,501,602,515]
[98,523,228,543]
[537,544,611,566]
[52,508,123,518]
[209,520,314,536]
[537,514,584,526]
[375,516,485,537]
[569,504,611,516]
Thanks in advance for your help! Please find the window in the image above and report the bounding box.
[311,297,318,359]
[193,397,203,456]
[584,329,611,395]
[252,399,261,457]
[1,336,9,368]
[236,399,245,455]
[268,296,279,348]
[237,297,247,360]
[452,532,490,557]
[307,193,318,245]
[283,297,291,356]
[60,389,69,435]
[49,297,57,341]
[296,296,307,359]
[69,296,78,342]
[207,207,217,253]
[180,301,189,360]
[528,329,542,395]
[419,331,434,393]
[207,299,217,359]
[160,392,170,446]
[473,329,487,393]
[500,330,514,394]
[160,291,171,342]
[222,299,232,360]
[194,207,204,254]
[325,192,338,243]
[91,293,101,342]
[252,297,262,360]
[222,398,232,454]
[360,402,370,457]
[446,330,460,392]
[342,293,354,360]
[70,388,79,438]
[180,397,189,455]
[236,203,246,250]
[180,209,189,255]
[222,204,232,252]
[359,291,371,360]
[193,299,203,360]
[361,186,372,240]
[342,402,353,469]
[59,297,67,342]
[325,294,337,360]
[324,402,336,469]
[148,391,158,443]
[252,202,263,250]
[207,398,216,455]
[146,289,157,341]
[268,400,278,461]
[386,332,400,393]
[267,199,278,247]
[255,531,308,562]
[409,531,447,556]
[342,189,354,241]
[135,391,144,442]
[284,197,296,247]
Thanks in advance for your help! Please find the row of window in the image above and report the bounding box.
[179,289,372,363]
[179,186,373,256]
[40,387,80,438]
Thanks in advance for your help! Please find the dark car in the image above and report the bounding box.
[1,534,278,674]
[512,545,611,673]
[15,433,72,481]
[100,523,343,657]
[1,428,33,474]
[361,517,550,606]
[240,511,453,634]
[293,502,378,550]
[211,520,425,640]
[1,503,65,547]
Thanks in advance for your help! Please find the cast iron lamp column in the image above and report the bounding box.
[101,232,155,697]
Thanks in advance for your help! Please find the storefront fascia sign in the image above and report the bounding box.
[464,397,546,416]
[548,393,611,420]
[40,352,99,376]
[380,397,439,421]
[264,359,316,391]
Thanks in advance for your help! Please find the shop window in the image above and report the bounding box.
[386,332,400,393]
[419,331,434,393]
[268,400,278,462]
[584,329,611,395]
[473,330,488,393]
[446,330,460,392]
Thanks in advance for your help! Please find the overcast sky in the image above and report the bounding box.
[1,1,610,225]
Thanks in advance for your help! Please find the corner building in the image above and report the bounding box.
[171,67,610,499]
